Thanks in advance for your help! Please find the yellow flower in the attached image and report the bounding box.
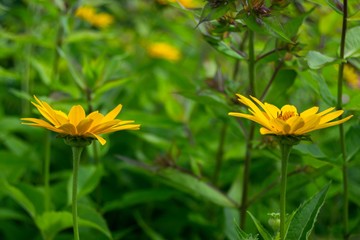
[147,42,181,62]
[90,13,114,28]
[75,6,96,20]
[21,96,140,145]
[229,94,352,136]
[178,0,204,8]
[75,6,114,29]
[343,64,359,88]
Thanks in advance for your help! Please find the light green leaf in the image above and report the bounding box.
[286,183,330,240]
[203,35,245,60]
[78,205,113,239]
[35,211,73,240]
[345,125,360,162]
[306,51,338,69]
[68,165,103,204]
[247,211,272,240]
[157,168,239,208]
[344,26,360,58]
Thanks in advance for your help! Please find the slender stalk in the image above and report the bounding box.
[248,30,255,95]
[44,131,51,211]
[260,61,284,101]
[72,147,84,240]
[240,123,255,228]
[279,143,292,240]
[336,0,349,238]
[239,29,256,228]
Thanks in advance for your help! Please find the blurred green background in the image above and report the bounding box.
[0,0,360,239]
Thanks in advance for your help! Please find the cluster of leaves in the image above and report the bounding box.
[0,0,360,239]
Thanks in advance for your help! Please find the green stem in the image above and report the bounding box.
[248,30,255,95]
[337,0,349,238]
[72,147,84,240]
[44,131,51,211]
[240,29,256,228]
[280,143,292,240]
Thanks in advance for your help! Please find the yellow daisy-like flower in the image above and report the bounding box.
[21,96,140,145]
[147,42,181,62]
[229,94,352,136]
[75,6,114,29]
[343,64,359,89]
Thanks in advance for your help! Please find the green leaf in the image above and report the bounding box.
[306,51,338,69]
[239,13,292,43]
[35,211,73,240]
[157,168,239,208]
[266,69,297,100]
[30,58,51,86]
[293,144,339,166]
[344,26,360,58]
[247,211,272,240]
[345,125,360,162]
[308,71,336,106]
[68,165,103,204]
[0,179,36,219]
[58,48,86,89]
[198,2,235,25]
[286,183,330,240]
[78,205,113,239]
[203,35,245,60]
[285,8,315,38]
[102,189,177,213]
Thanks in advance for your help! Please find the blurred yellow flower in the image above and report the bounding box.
[229,94,352,136]
[90,13,114,28]
[148,42,181,62]
[343,64,359,88]
[178,0,204,8]
[21,96,140,145]
[75,6,114,29]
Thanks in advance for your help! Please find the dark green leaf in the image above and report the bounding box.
[247,211,272,240]
[266,69,297,100]
[287,183,330,240]
[345,125,360,162]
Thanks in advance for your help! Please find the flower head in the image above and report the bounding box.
[147,42,181,62]
[21,96,140,145]
[75,6,114,29]
[229,94,352,136]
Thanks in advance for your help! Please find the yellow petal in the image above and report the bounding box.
[229,112,270,128]
[90,120,120,134]
[287,116,305,134]
[300,107,319,118]
[87,133,107,145]
[312,115,353,131]
[317,107,335,117]
[296,115,321,135]
[250,96,277,119]
[77,118,94,134]
[68,105,86,126]
[280,105,298,115]
[260,127,275,135]
[319,110,344,124]
[21,118,65,134]
[264,103,280,118]
[101,124,141,134]
[58,123,77,135]
[102,104,122,123]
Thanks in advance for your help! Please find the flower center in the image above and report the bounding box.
[277,111,297,121]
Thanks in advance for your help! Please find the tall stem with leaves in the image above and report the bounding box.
[239,29,256,228]
[337,0,349,238]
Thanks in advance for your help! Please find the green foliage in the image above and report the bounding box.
[0,0,359,239]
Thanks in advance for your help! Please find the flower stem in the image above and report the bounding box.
[280,143,292,240]
[72,147,84,240]
[248,30,255,95]
[44,131,51,211]
[337,1,349,239]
